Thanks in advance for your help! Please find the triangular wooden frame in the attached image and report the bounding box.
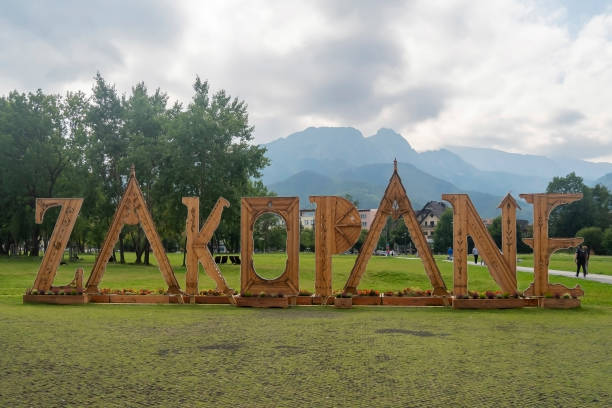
[85,167,180,294]
[343,161,448,295]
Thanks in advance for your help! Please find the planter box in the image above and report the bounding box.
[89,294,111,303]
[381,296,450,307]
[539,298,581,309]
[289,296,314,306]
[235,296,289,308]
[194,295,231,304]
[352,296,381,306]
[23,294,89,305]
[312,296,335,305]
[334,297,352,309]
[107,295,170,304]
[452,298,538,309]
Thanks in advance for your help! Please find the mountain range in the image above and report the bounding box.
[261,127,612,219]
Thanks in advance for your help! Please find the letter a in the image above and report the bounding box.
[344,161,448,295]
[86,166,180,294]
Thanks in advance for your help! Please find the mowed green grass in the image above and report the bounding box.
[1,253,612,407]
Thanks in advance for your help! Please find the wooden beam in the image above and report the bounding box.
[443,194,518,296]
[182,197,232,295]
[240,197,300,295]
[310,196,361,296]
[520,193,583,296]
[32,198,83,291]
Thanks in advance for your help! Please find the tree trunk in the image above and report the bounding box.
[182,237,187,267]
[144,241,150,265]
[134,229,143,264]
[29,226,40,256]
[119,233,126,264]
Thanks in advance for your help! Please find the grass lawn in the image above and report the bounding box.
[1,253,612,407]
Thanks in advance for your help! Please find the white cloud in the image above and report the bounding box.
[1,0,612,160]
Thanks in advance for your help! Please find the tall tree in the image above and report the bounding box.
[165,77,269,253]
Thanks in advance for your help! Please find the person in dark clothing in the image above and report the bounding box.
[575,245,587,277]
[472,246,479,264]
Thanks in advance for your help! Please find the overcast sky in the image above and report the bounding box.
[2,0,612,161]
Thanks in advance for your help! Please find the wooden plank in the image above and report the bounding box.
[443,194,518,296]
[240,197,300,295]
[32,198,83,291]
[520,193,583,296]
[182,197,232,295]
[310,196,360,297]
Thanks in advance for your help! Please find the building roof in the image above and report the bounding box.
[416,201,447,223]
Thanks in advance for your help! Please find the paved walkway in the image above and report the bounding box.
[463,259,612,285]
[397,256,612,285]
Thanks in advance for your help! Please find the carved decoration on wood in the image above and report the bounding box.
[182,196,232,295]
[442,194,518,296]
[520,193,584,297]
[32,198,83,291]
[498,194,520,275]
[309,196,361,296]
[344,161,448,296]
[240,197,300,295]
[86,167,180,294]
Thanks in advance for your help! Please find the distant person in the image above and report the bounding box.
[574,244,587,277]
[447,247,453,261]
[472,247,479,264]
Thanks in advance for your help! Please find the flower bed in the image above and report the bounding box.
[382,296,449,306]
[235,293,289,308]
[23,288,89,305]
[333,294,352,309]
[312,296,335,305]
[452,298,538,309]
[193,290,232,304]
[351,289,381,305]
[24,290,89,305]
[452,290,537,309]
[539,295,581,309]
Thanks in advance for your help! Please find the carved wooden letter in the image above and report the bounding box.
[442,194,518,296]
[86,167,180,294]
[182,196,232,295]
[520,193,584,297]
[344,162,448,295]
[240,197,299,295]
[310,196,361,296]
[498,194,520,276]
[32,198,83,291]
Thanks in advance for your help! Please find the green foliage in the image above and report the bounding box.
[487,216,532,254]
[603,228,612,255]
[547,172,612,238]
[433,208,453,253]
[0,75,269,255]
[576,227,604,254]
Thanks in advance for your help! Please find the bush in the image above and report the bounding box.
[576,226,603,254]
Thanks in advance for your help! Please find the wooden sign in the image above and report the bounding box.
[344,161,448,296]
[499,194,520,275]
[520,193,584,297]
[309,196,361,296]
[32,198,83,291]
[85,167,181,294]
[240,197,300,295]
[182,197,233,295]
[443,194,518,296]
